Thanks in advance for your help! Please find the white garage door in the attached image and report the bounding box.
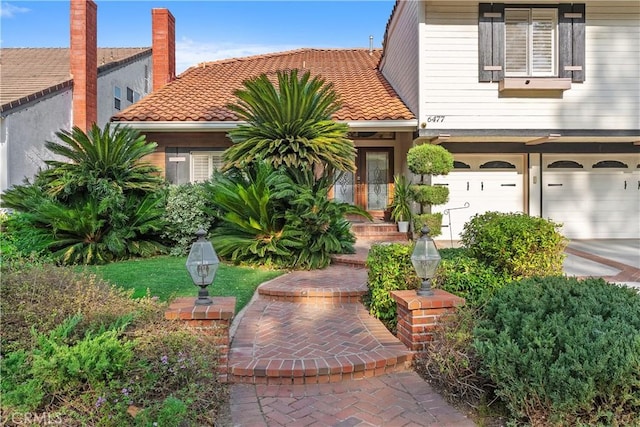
[542,154,640,239]
[432,154,525,242]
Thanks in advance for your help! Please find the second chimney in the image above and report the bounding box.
[152,8,176,91]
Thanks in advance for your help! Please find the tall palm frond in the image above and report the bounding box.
[42,123,163,198]
[224,70,356,174]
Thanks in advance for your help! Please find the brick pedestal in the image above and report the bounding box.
[165,297,236,381]
[391,290,465,351]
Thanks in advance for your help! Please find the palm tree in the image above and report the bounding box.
[42,123,163,200]
[1,123,167,264]
[223,70,356,176]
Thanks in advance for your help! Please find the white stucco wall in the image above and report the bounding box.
[97,56,152,127]
[0,90,72,194]
[420,0,640,131]
[1,55,153,195]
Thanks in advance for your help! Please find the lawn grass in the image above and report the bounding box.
[81,256,284,312]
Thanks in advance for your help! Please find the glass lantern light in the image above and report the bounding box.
[185,229,219,305]
[411,226,442,296]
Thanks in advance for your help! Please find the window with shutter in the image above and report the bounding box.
[479,3,585,83]
[190,152,224,183]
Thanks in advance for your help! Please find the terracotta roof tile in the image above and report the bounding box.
[113,48,414,123]
[1,47,150,111]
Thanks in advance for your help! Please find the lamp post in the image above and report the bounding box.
[185,229,219,305]
[411,226,441,296]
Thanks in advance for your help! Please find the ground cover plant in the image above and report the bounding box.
[82,255,283,311]
[1,262,228,426]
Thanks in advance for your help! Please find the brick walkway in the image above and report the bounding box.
[227,263,476,426]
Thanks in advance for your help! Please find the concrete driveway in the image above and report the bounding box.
[564,239,640,289]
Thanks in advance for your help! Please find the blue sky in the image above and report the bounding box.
[1,0,395,72]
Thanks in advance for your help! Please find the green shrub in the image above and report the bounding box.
[406,144,454,176]
[162,183,216,256]
[460,211,567,279]
[1,263,228,425]
[413,306,489,407]
[0,211,53,262]
[409,184,449,206]
[365,243,420,331]
[434,248,512,307]
[474,276,640,426]
[412,213,443,237]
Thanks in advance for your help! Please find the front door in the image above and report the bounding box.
[334,147,393,214]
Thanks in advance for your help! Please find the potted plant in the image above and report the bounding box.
[389,175,412,232]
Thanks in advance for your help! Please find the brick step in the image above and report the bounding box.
[351,223,409,242]
[228,301,413,385]
[257,265,368,304]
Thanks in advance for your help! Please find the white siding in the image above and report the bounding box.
[97,56,152,126]
[380,0,420,116]
[0,90,72,193]
[420,1,640,130]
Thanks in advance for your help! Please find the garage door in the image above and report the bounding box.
[432,154,525,243]
[542,154,640,239]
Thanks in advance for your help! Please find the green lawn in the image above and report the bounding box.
[81,256,284,311]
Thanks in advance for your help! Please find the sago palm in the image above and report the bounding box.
[42,123,163,200]
[224,70,356,175]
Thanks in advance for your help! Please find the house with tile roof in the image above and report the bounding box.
[0,0,175,195]
[112,0,640,240]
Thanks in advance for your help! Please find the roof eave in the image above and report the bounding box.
[114,119,419,133]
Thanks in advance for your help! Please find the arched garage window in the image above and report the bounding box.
[479,160,516,169]
[593,160,628,168]
[547,160,583,168]
[453,161,471,169]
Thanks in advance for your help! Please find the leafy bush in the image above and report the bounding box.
[0,211,53,262]
[434,248,512,307]
[413,306,489,406]
[1,263,140,353]
[412,213,443,237]
[406,144,454,176]
[409,184,449,206]
[1,124,168,265]
[210,163,366,269]
[365,243,420,331]
[161,183,217,256]
[461,211,566,279]
[1,263,228,425]
[474,276,640,426]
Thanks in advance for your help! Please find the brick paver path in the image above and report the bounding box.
[227,264,476,426]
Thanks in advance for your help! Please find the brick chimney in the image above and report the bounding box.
[152,8,176,91]
[70,0,97,132]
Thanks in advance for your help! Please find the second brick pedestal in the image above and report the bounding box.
[391,289,465,351]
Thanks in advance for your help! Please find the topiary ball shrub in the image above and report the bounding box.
[460,211,567,279]
[408,184,449,206]
[474,276,640,426]
[434,248,512,307]
[406,144,454,176]
[365,243,420,332]
[412,213,443,237]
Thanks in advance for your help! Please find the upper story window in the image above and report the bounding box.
[479,3,585,83]
[114,86,122,110]
[505,8,557,77]
[126,87,134,103]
